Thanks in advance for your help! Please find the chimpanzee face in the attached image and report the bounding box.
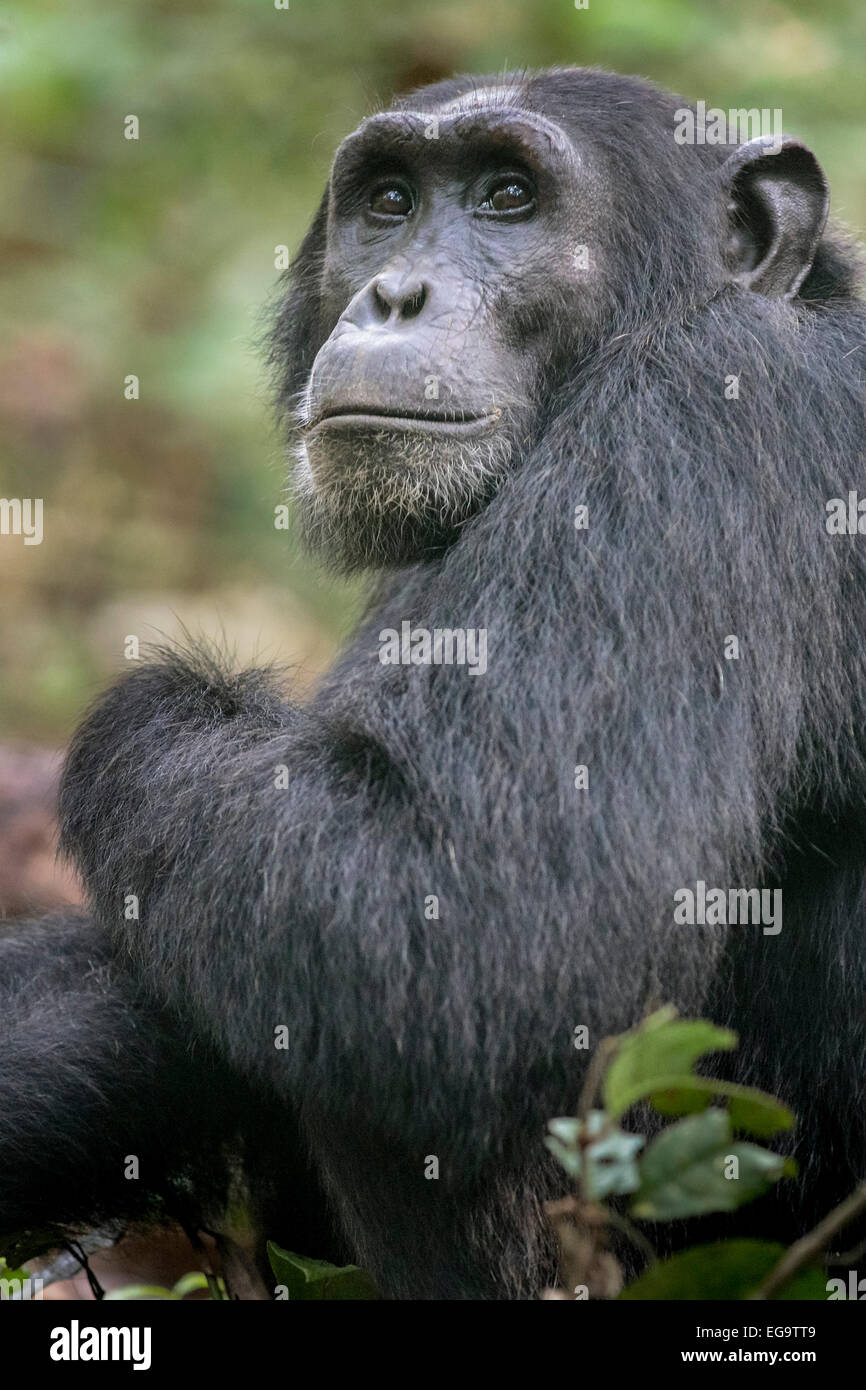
[290,83,828,571]
[293,93,605,569]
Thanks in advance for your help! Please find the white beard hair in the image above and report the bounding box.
[291,426,514,570]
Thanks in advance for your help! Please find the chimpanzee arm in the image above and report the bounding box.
[60,644,503,1144]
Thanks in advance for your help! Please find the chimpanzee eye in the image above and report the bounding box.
[480,176,536,216]
[368,182,414,218]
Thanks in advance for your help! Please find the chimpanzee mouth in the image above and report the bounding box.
[309,407,501,436]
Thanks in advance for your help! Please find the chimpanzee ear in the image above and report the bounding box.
[722,136,829,298]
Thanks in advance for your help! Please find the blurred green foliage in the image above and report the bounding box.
[0,0,863,738]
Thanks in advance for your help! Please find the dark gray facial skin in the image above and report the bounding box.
[294,97,604,569]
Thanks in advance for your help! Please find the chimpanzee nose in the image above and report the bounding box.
[368,272,428,324]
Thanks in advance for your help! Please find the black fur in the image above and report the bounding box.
[0,910,333,1272]
[2,69,865,1299]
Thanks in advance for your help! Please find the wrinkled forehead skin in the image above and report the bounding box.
[329,81,583,188]
[395,80,576,157]
[387,68,695,152]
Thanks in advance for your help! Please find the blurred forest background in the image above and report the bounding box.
[0,0,863,908]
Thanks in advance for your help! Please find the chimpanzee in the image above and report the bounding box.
[2,68,865,1299]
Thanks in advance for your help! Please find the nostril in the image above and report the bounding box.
[401,287,426,320]
[372,284,392,322]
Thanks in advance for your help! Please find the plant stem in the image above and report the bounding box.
[750,1182,866,1300]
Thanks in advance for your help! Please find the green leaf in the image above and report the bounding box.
[104,1271,215,1301]
[604,1014,737,1118]
[620,1240,827,1300]
[602,1012,793,1136]
[171,1271,211,1299]
[631,1110,791,1220]
[267,1244,380,1300]
[648,1077,794,1136]
[104,1283,177,1301]
[719,1083,794,1136]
